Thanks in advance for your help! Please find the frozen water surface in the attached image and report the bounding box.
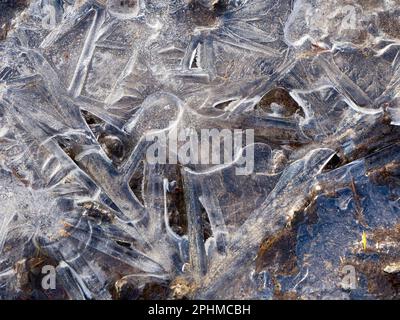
[0,0,400,299]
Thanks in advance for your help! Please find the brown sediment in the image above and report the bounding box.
[81,110,103,126]
[0,23,11,41]
[14,254,67,299]
[344,224,400,298]
[350,177,368,228]
[255,200,319,275]
[140,281,171,300]
[335,116,400,166]
[369,224,400,244]
[169,275,197,299]
[98,134,125,163]
[128,160,145,205]
[11,166,30,187]
[255,195,322,299]
[111,276,171,300]
[367,161,400,187]
[58,140,77,162]
[166,167,188,236]
[111,277,141,300]
[187,0,220,27]
[256,88,305,118]
[255,227,299,276]
[81,201,115,223]
[378,11,400,40]
[344,260,400,298]
[350,0,381,10]
[201,206,212,241]
[0,0,30,41]
[351,30,369,46]
[322,153,343,172]
[273,285,299,300]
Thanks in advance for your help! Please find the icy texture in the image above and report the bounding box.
[0,0,400,299]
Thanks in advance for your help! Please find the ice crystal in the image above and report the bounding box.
[0,0,400,299]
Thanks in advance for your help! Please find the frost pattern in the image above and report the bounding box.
[0,0,400,299]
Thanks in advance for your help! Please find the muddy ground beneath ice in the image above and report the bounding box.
[0,0,400,300]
